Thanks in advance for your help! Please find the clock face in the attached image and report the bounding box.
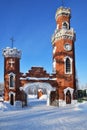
[64,43,72,51]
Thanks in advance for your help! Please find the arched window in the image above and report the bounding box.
[64,57,72,74]
[62,22,69,29]
[66,58,71,73]
[10,75,14,87]
[9,73,15,88]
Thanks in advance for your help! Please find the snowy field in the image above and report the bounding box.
[0,95,87,130]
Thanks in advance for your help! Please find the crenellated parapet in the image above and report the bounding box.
[3,47,22,59]
[52,28,76,44]
[55,7,71,21]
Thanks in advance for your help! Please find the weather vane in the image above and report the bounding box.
[10,37,15,48]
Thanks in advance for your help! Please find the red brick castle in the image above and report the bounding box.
[3,6,77,107]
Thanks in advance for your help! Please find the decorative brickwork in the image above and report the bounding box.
[52,6,76,105]
[3,6,76,107]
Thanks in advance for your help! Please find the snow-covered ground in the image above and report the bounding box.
[0,95,87,130]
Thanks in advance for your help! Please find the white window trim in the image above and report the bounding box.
[8,72,15,89]
[9,91,15,105]
[64,56,73,74]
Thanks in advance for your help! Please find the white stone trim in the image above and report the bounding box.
[64,87,74,95]
[20,77,57,81]
[47,90,51,106]
[64,56,73,74]
[20,82,55,93]
[57,24,59,30]
[3,47,21,58]
[8,72,15,89]
[52,28,75,44]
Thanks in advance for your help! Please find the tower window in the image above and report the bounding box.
[62,22,69,29]
[10,75,14,87]
[9,73,15,88]
[66,58,70,73]
[64,57,72,74]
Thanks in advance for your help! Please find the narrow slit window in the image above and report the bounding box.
[66,58,71,73]
[10,75,14,87]
[9,73,15,88]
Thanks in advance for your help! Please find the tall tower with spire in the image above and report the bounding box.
[52,7,76,105]
[3,47,22,105]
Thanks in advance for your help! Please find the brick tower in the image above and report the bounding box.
[52,7,76,105]
[3,47,22,105]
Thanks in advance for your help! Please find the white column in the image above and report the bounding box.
[47,90,51,106]
[64,90,66,103]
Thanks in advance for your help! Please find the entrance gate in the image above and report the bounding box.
[20,82,55,106]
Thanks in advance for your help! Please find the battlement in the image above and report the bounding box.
[3,47,21,58]
[52,28,76,44]
[55,7,71,20]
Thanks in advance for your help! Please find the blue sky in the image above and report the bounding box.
[0,0,87,88]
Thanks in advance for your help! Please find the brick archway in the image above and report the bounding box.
[20,82,56,106]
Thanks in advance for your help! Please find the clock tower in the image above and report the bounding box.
[52,7,76,105]
[3,47,22,105]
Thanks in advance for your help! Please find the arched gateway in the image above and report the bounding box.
[20,82,56,106]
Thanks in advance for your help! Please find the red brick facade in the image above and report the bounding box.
[20,67,58,92]
[52,7,76,105]
[3,6,76,107]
